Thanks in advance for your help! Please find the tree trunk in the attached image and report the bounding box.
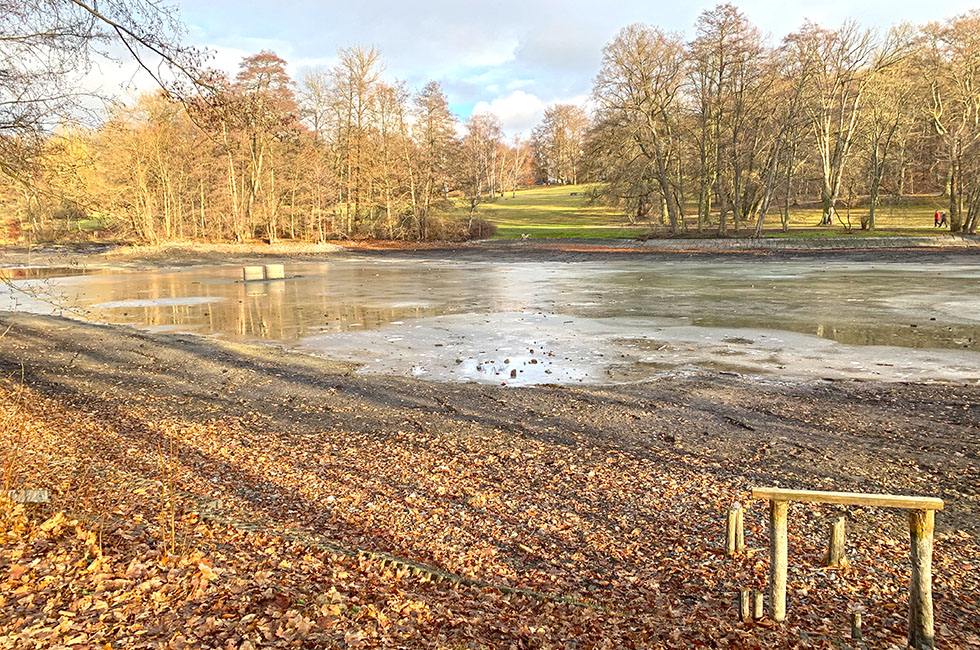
[821,181,837,226]
[949,147,963,233]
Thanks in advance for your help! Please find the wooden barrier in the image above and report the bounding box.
[751,487,943,649]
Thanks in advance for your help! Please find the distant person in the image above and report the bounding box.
[939,212,949,227]
[935,211,941,227]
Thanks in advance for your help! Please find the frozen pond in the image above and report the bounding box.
[2,258,979,385]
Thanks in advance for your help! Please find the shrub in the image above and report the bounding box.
[466,218,496,240]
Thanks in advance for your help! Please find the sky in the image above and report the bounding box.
[98,0,980,136]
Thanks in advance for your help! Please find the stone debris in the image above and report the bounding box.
[8,488,50,504]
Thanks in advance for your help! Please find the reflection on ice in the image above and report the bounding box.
[93,296,226,308]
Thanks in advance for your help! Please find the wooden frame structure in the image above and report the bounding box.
[751,487,944,650]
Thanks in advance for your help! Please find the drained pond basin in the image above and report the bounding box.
[2,257,979,385]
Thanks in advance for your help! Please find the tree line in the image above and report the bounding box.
[3,46,534,243]
[3,3,980,241]
[586,5,980,235]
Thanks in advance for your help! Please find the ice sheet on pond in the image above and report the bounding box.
[2,257,979,385]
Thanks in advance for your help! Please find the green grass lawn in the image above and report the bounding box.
[473,184,956,239]
[477,185,644,239]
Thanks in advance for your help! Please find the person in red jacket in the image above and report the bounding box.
[935,211,941,227]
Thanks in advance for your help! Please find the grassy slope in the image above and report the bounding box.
[476,184,956,239]
[477,185,644,239]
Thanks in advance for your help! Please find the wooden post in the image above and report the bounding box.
[769,499,788,622]
[908,509,935,649]
[824,515,848,567]
[738,588,751,622]
[851,611,863,641]
[726,503,743,557]
[752,590,764,620]
[735,502,745,553]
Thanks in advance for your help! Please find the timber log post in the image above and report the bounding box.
[908,509,935,649]
[824,515,848,567]
[769,499,788,622]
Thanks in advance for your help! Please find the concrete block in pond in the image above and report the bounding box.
[242,265,265,281]
[264,264,285,280]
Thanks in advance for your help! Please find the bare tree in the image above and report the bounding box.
[406,82,458,240]
[688,4,768,234]
[748,54,814,237]
[0,0,204,180]
[531,104,589,185]
[593,24,687,234]
[297,68,335,238]
[923,12,980,233]
[462,112,503,211]
[507,135,531,197]
[329,45,382,236]
[862,53,920,230]
[786,21,909,225]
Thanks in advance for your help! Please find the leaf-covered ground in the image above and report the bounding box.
[1,313,978,648]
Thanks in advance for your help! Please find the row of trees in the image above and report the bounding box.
[3,3,980,239]
[588,6,980,234]
[4,46,540,243]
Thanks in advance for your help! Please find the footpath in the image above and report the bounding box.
[629,234,980,251]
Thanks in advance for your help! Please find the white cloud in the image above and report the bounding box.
[450,36,519,69]
[75,46,178,119]
[205,44,253,75]
[166,0,980,131]
[471,90,591,136]
[471,90,544,135]
[514,24,604,72]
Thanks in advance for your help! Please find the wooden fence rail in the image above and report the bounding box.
[751,487,943,650]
